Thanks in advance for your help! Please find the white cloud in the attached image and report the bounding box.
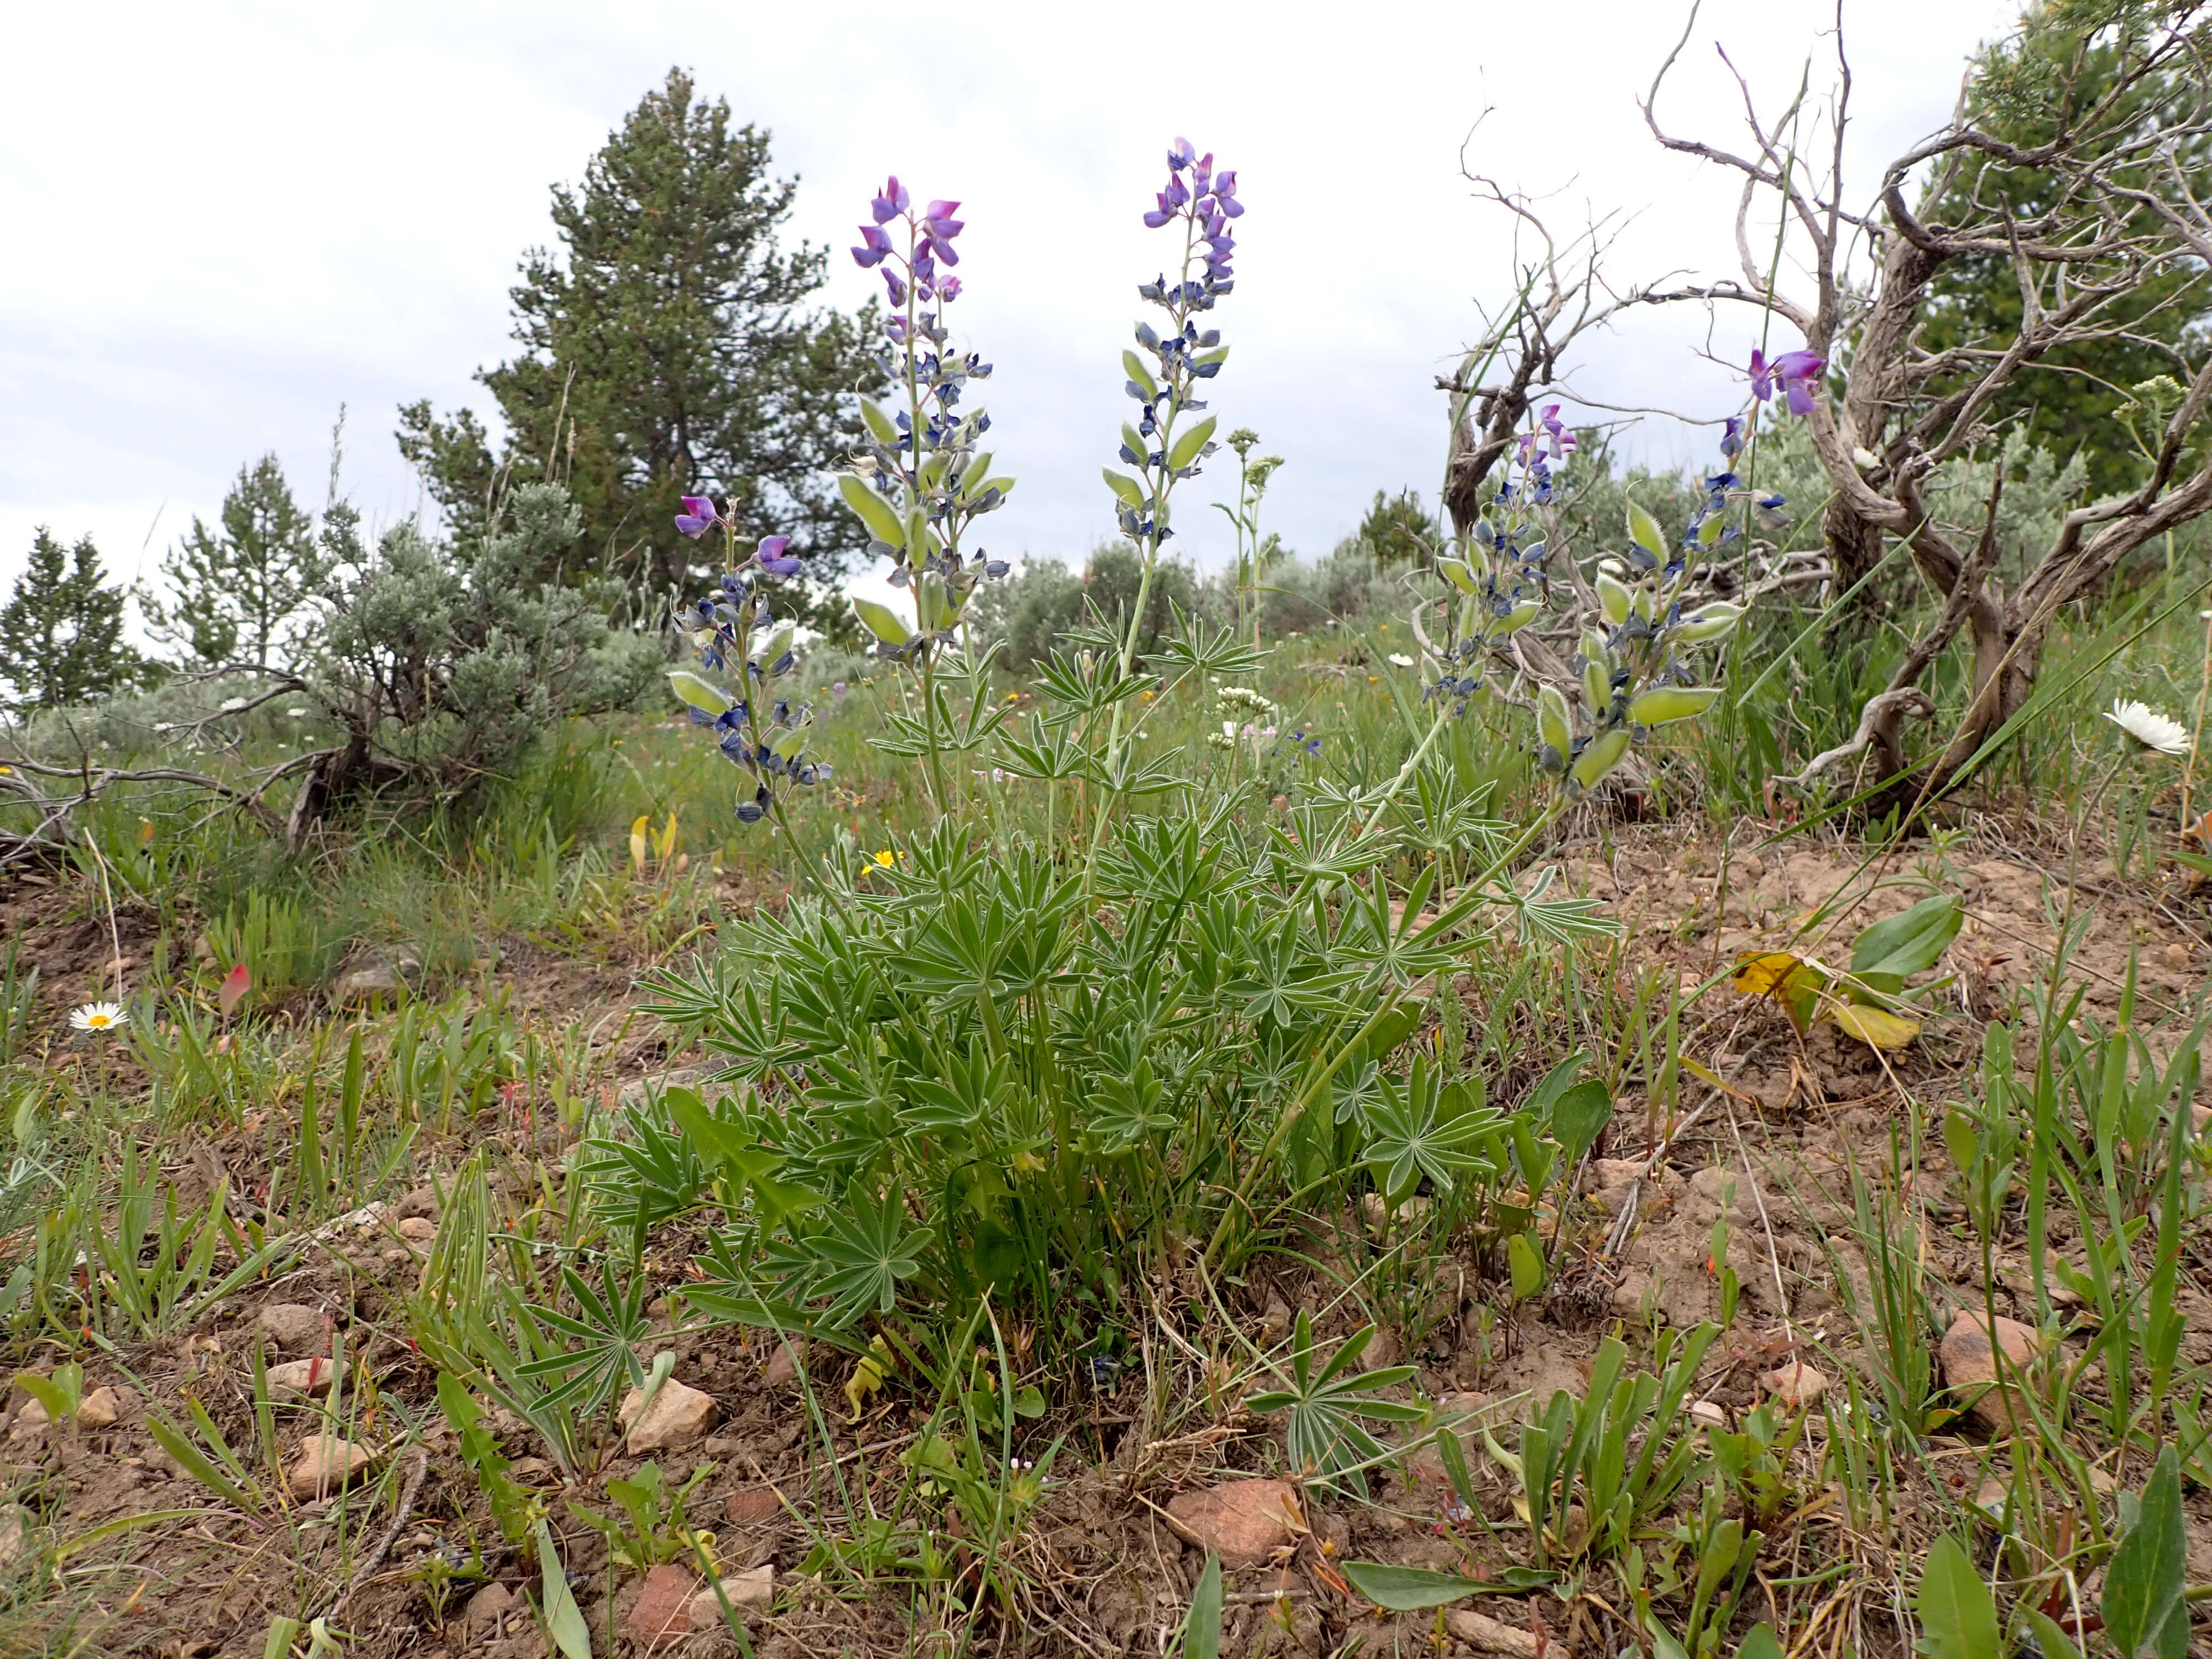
[1,0,2019,598]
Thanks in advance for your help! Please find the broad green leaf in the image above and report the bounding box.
[1549,1079,1615,1164]
[1627,502,1668,560]
[666,670,728,716]
[1916,1534,2001,1659]
[1629,687,1720,726]
[536,1520,593,1659]
[1851,894,1963,979]
[2104,1447,2188,1659]
[1509,1230,1546,1300]
[1103,467,1147,507]
[851,596,912,646]
[1167,415,1218,471]
[2020,1610,2083,1659]
[1181,1554,1223,1659]
[837,473,906,548]
[1340,1561,1499,1610]
[1737,1625,1786,1659]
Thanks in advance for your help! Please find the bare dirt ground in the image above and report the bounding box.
[4,813,2210,1657]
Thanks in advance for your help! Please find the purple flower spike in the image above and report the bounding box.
[924,199,960,223]
[1749,348,1774,403]
[884,268,907,306]
[871,175,910,223]
[938,275,961,301]
[1720,415,1745,458]
[759,554,803,577]
[1168,136,1197,170]
[925,236,958,268]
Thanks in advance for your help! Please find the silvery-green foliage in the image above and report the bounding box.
[309,483,661,807]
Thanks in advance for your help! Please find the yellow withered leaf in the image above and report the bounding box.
[1730,951,1805,999]
[1830,1003,1921,1050]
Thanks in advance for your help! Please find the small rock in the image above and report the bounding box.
[1939,1311,2048,1432]
[1761,1361,1828,1408]
[686,1565,774,1629]
[2165,942,2192,971]
[332,955,405,1005]
[267,1358,339,1397]
[1585,1157,1644,1195]
[287,1435,377,1500]
[618,1068,702,1112]
[77,1386,124,1429]
[620,1378,717,1454]
[395,1185,442,1222]
[1259,1298,1292,1345]
[1165,1478,1300,1568]
[8,1400,50,1443]
[257,1303,325,1355]
[1687,1400,1728,1429]
[397,1217,437,1243]
[628,1563,697,1648]
[0,1504,32,1572]
[465,1581,515,1635]
[725,1486,782,1525]
[762,1341,805,1388]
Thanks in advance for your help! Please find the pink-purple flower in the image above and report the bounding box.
[675,494,719,539]
[1750,348,1827,416]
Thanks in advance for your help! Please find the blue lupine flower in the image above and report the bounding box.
[1720,416,1745,459]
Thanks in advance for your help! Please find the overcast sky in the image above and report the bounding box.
[0,0,2022,601]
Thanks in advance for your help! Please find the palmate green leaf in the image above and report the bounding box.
[806,1186,930,1328]
[1915,1534,2002,1659]
[1360,1057,1505,1204]
[2104,1447,2189,1659]
[1245,1313,1422,1491]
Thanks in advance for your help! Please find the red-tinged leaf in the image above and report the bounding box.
[218,962,251,1016]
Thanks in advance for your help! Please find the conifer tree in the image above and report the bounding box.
[141,453,326,669]
[398,68,879,605]
[0,530,142,712]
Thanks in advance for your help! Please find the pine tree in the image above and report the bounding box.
[0,530,142,712]
[141,453,326,670]
[398,67,880,606]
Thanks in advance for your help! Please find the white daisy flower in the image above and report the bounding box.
[1387,653,1415,669]
[2105,698,2191,757]
[70,1001,128,1033]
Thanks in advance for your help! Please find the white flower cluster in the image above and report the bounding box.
[1215,686,1275,718]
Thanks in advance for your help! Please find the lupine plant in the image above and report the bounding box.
[639,144,1786,1412]
[842,176,1015,804]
